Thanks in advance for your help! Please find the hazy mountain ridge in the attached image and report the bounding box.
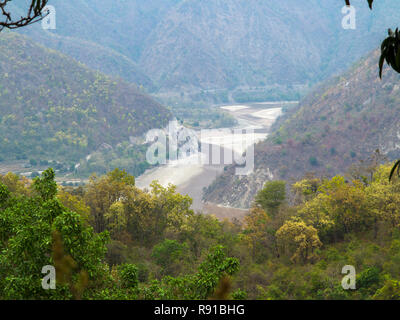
[203,49,400,208]
[14,0,400,100]
[140,0,329,90]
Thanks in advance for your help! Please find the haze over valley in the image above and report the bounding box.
[2,0,400,211]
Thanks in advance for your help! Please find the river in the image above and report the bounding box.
[136,101,296,216]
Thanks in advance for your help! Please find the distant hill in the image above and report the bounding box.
[15,0,175,91]
[17,30,155,91]
[41,34,155,90]
[204,49,400,208]
[14,0,400,100]
[0,33,171,164]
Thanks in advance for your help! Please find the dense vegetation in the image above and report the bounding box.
[0,33,170,169]
[2,160,400,299]
[171,105,237,129]
[18,29,155,91]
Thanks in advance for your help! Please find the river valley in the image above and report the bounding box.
[135,101,296,219]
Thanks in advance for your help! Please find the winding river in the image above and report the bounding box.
[136,102,296,215]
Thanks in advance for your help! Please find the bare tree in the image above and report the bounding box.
[0,0,48,31]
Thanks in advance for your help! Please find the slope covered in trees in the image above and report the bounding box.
[0,32,171,166]
[14,0,175,91]
[2,163,400,300]
[204,48,400,208]
[18,29,155,90]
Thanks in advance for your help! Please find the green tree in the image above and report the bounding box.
[276,217,322,264]
[0,182,9,206]
[151,239,187,276]
[357,266,383,298]
[147,245,240,300]
[118,264,139,289]
[124,181,193,247]
[374,280,400,300]
[0,168,109,299]
[241,207,274,261]
[32,167,58,201]
[84,168,135,234]
[255,180,286,216]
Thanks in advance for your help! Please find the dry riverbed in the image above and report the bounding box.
[136,101,296,219]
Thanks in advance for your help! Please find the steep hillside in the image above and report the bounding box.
[15,0,176,90]
[14,0,400,99]
[141,0,400,93]
[17,29,154,90]
[0,33,171,164]
[204,49,400,208]
[140,0,329,91]
[38,34,155,90]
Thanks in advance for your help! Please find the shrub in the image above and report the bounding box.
[118,264,139,289]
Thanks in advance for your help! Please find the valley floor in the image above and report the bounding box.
[136,101,296,218]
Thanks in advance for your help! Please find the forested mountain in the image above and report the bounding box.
[13,0,400,100]
[34,33,155,90]
[204,49,400,208]
[0,33,171,164]
[15,0,178,91]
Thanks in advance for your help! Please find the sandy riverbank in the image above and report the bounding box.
[135,102,293,217]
